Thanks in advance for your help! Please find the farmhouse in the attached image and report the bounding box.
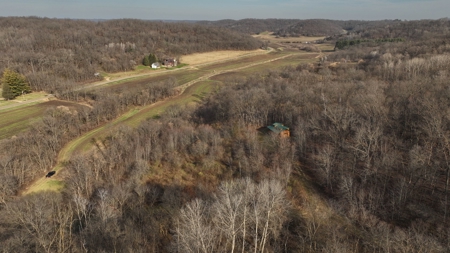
[151,62,161,69]
[163,58,178,67]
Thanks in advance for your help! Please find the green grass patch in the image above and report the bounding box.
[174,63,188,69]
[0,105,45,139]
[238,53,319,74]
[102,75,153,87]
[61,108,140,158]
[175,71,206,85]
[124,80,217,127]
[59,80,217,160]
[317,43,336,52]
[0,100,87,140]
[28,179,64,194]
[134,65,151,70]
[0,91,49,108]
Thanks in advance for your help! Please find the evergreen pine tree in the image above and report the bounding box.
[149,54,158,65]
[143,55,150,66]
[1,69,31,100]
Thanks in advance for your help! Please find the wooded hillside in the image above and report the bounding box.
[200,18,450,40]
[2,18,450,252]
[0,17,262,93]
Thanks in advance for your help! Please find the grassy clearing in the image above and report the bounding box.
[253,33,326,43]
[182,49,265,66]
[94,69,205,92]
[0,91,50,108]
[134,65,152,71]
[57,107,141,161]
[317,43,336,52]
[175,71,207,85]
[102,66,154,79]
[0,106,44,139]
[93,74,163,89]
[124,80,217,127]
[211,52,319,77]
[24,179,64,195]
[200,53,280,72]
[0,100,88,140]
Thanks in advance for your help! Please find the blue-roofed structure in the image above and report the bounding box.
[266,123,290,137]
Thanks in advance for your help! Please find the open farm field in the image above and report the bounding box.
[200,53,281,72]
[182,49,266,65]
[254,33,326,43]
[0,100,86,140]
[210,53,319,78]
[254,52,319,67]
[97,69,206,93]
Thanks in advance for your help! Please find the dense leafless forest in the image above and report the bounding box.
[199,18,344,36]
[201,18,450,39]
[0,17,262,94]
[2,17,450,252]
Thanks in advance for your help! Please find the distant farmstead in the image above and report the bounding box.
[163,58,178,67]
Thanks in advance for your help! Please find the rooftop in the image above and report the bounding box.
[267,122,289,134]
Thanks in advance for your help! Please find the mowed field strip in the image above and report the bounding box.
[0,100,89,139]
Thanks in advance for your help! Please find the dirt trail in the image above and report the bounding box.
[21,51,304,195]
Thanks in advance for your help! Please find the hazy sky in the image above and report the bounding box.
[0,0,448,21]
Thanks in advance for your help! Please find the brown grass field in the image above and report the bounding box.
[253,33,326,43]
[181,49,266,65]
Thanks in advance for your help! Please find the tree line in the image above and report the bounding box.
[334,38,404,50]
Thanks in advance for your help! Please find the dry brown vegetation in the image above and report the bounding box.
[181,49,266,65]
[2,18,450,253]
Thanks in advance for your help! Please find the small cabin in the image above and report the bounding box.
[260,123,290,137]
